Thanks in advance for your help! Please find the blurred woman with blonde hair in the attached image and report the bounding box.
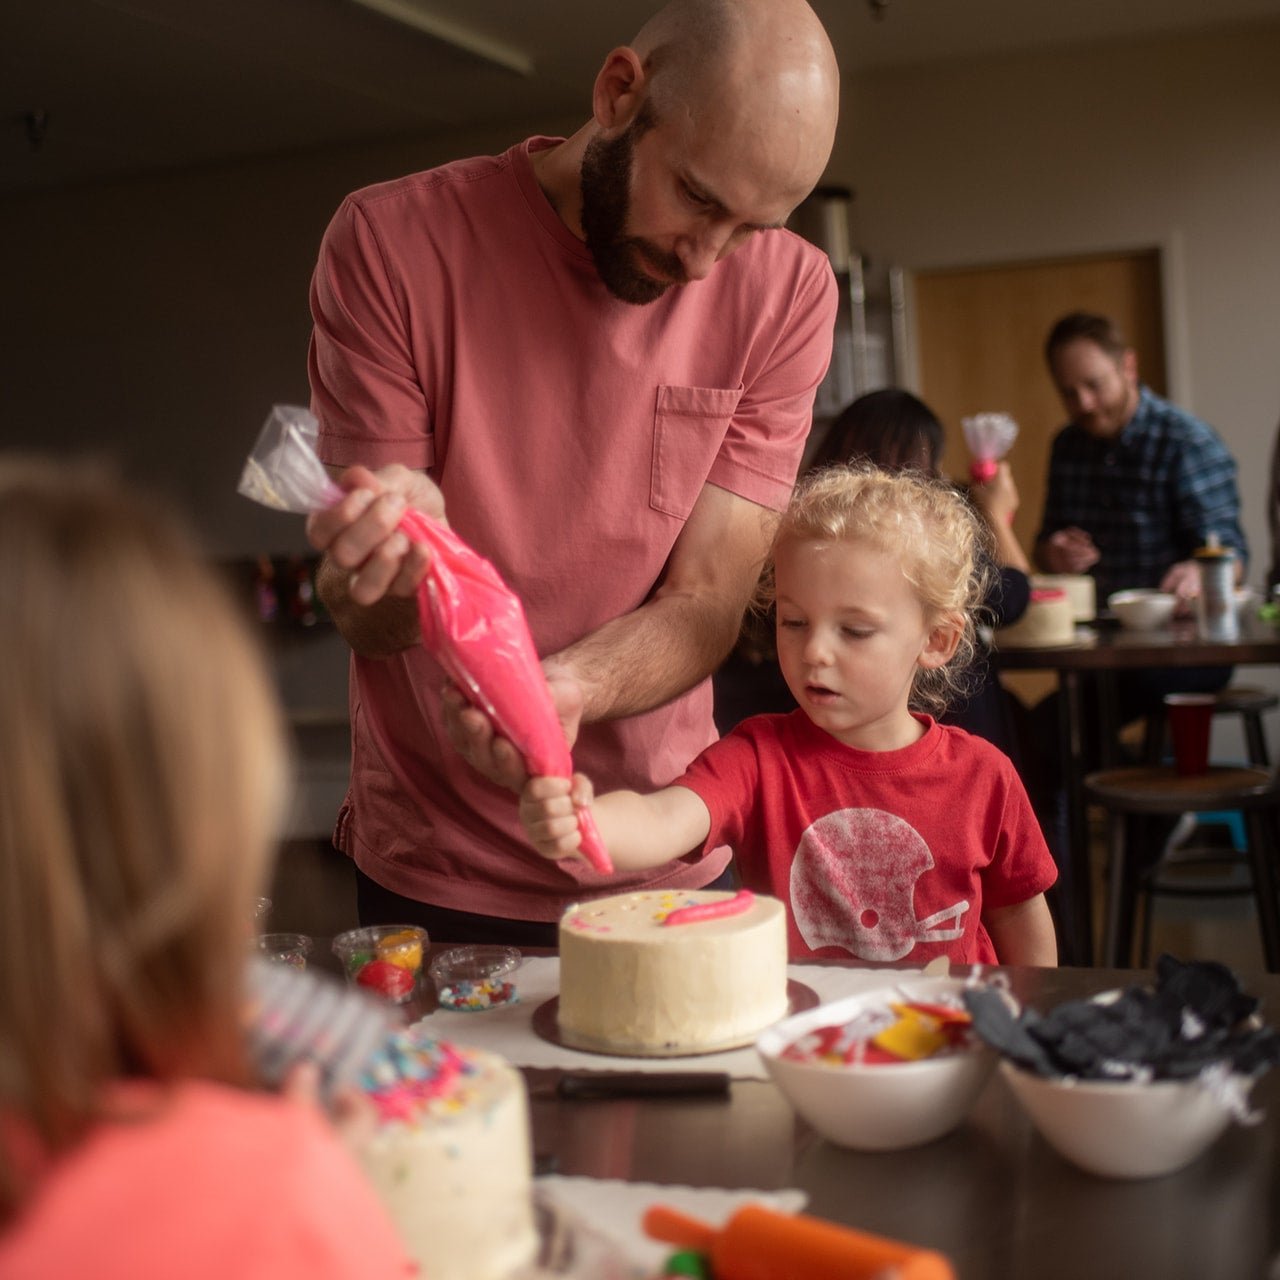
[0,459,410,1277]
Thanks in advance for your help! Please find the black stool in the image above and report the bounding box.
[1135,820,1255,967]
[1082,765,1280,971]
[1143,685,1277,767]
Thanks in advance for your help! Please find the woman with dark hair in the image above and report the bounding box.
[714,389,1032,764]
[809,387,945,474]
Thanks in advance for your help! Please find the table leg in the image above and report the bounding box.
[1096,670,1120,768]
[1101,811,1128,967]
[1246,809,1280,972]
[1062,670,1094,964]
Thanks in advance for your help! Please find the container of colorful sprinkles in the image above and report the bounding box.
[429,945,522,1012]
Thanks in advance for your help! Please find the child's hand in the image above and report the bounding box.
[281,1060,378,1158]
[519,772,595,861]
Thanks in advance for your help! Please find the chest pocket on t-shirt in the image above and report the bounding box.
[650,384,744,520]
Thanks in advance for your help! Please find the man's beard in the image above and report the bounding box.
[580,118,688,306]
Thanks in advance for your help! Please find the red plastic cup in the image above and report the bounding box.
[1164,693,1215,776]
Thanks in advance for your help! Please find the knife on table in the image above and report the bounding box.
[538,1071,732,1100]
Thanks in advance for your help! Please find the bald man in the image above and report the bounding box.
[305,0,842,944]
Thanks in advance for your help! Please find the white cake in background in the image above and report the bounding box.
[558,888,789,1054]
[1031,573,1096,622]
[359,1027,537,1280]
[995,586,1075,648]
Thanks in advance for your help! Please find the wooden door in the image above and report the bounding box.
[914,249,1166,704]
[915,249,1166,554]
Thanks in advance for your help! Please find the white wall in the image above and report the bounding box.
[2,19,1277,576]
[0,118,577,557]
[835,19,1280,586]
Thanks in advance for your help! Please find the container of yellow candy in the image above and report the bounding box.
[332,924,428,1003]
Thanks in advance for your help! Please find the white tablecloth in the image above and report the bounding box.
[418,957,921,1078]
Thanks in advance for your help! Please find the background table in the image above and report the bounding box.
[997,615,1280,964]
[524,962,1280,1280]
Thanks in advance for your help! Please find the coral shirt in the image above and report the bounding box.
[676,711,1057,964]
[0,1082,413,1278]
[308,136,836,919]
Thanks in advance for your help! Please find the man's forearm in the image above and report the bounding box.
[316,555,421,659]
[551,589,746,725]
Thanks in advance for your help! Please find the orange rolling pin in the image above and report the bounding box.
[643,1203,955,1280]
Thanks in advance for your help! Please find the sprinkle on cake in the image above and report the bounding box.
[361,1024,505,1123]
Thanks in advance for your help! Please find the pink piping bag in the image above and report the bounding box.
[960,412,1018,484]
[239,406,612,873]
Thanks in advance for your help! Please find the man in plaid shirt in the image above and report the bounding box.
[1027,311,1246,961]
[1035,311,1246,603]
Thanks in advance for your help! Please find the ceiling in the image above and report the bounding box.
[5,0,1280,195]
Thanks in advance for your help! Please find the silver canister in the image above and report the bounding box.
[1194,537,1237,641]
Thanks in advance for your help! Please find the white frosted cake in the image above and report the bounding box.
[558,888,789,1054]
[995,586,1075,648]
[1031,572,1096,622]
[359,1026,537,1280]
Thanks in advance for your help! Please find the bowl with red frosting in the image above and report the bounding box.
[756,975,996,1151]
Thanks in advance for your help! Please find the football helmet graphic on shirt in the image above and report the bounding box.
[789,808,969,961]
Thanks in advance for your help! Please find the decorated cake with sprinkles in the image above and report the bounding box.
[558,888,789,1054]
[358,1025,537,1280]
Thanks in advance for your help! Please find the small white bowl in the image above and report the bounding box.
[1108,589,1177,630]
[756,976,995,1151]
[1001,1060,1249,1179]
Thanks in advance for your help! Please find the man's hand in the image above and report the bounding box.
[441,667,586,794]
[1041,526,1101,574]
[1159,559,1201,613]
[306,464,444,607]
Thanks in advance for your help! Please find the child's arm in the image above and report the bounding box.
[520,775,712,872]
[984,893,1058,967]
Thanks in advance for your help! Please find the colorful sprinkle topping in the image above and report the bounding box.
[437,978,518,1012]
[360,1026,483,1123]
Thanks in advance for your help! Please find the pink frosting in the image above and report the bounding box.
[663,889,755,927]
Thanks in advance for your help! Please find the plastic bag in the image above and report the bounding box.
[238,405,344,513]
[239,406,613,873]
[960,412,1019,483]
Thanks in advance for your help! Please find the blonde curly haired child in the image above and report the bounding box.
[522,464,1057,966]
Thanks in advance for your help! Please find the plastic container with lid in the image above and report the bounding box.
[429,945,523,1011]
[332,924,428,1003]
[256,931,313,970]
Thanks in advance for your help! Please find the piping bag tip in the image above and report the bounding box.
[576,807,614,874]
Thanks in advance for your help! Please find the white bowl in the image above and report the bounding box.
[1108,588,1177,630]
[1001,1060,1249,1179]
[756,976,995,1151]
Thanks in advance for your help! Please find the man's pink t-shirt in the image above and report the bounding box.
[0,1081,413,1278]
[676,712,1058,964]
[308,137,837,919]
